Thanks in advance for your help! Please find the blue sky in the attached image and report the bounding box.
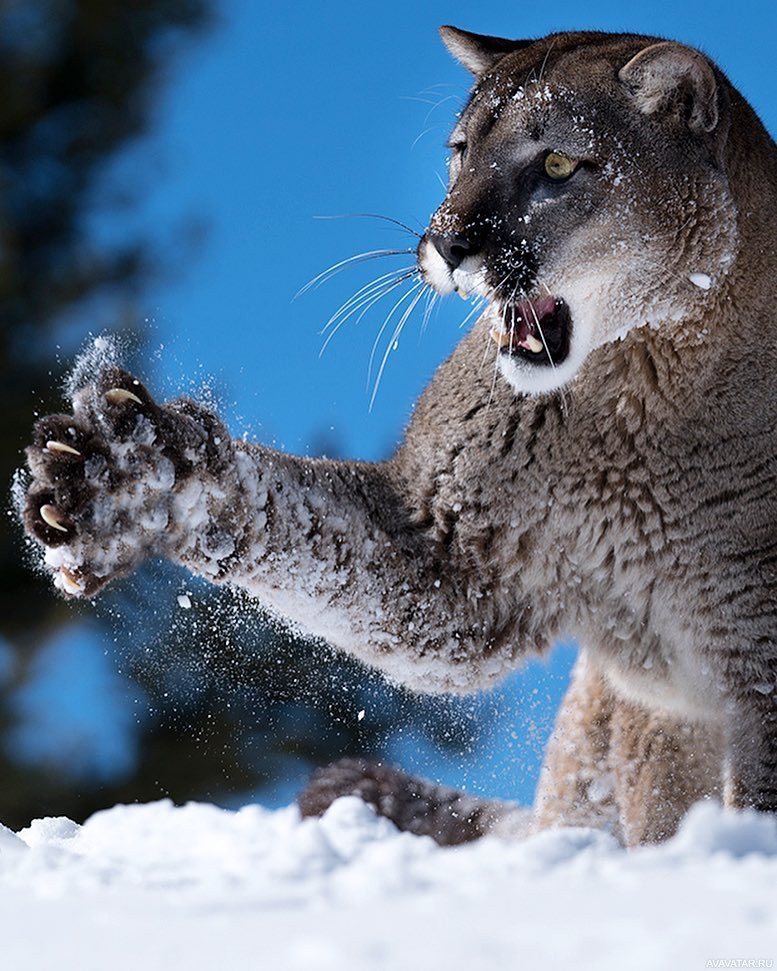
[30,0,777,807]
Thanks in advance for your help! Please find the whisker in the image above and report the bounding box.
[321,283,410,354]
[481,327,495,371]
[490,270,515,302]
[537,40,556,86]
[370,284,429,410]
[411,124,447,151]
[457,296,486,330]
[422,93,464,126]
[422,290,445,339]
[352,277,418,328]
[418,289,437,339]
[367,281,425,389]
[481,277,517,374]
[312,213,423,239]
[321,282,412,351]
[526,298,569,416]
[319,273,418,356]
[487,291,519,408]
[401,95,446,106]
[295,249,415,298]
[417,82,462,93]
[321,266,416,335]
[476,273,513,372]
[321,287,401,357]
[526,300,554,371]
[487,336,502,410]
[400,93,464,120]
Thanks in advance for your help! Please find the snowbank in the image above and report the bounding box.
[1,797,776,970]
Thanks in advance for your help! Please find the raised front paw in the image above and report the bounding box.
[21,367,235,598]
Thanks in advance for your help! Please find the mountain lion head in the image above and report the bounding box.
[418,28,739,394]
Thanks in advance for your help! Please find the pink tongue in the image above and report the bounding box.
[507,295,556,349]
[516,295,556,326]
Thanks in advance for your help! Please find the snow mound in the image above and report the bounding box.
[667,799,777,858]
[1,797,776,970]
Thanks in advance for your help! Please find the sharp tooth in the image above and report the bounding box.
[105,388,142,405]
[46,440,81,456]
[59,568,83,595]
[490,328,512,349]
[458,288,469,300]
[525,334,544,353]
[40,504,68,532]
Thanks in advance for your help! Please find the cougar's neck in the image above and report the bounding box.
[570,98,777,436]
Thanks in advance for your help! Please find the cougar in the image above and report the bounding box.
[19,27,777,846]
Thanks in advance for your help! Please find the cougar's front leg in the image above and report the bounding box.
[534,651,723,845]
[22,368,524,694]
[533,652,623,838]
[609,699,723,846]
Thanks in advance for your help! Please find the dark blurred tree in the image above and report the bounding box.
[0,0,213,826]
[0,0,211,618]
[0,1,478,831]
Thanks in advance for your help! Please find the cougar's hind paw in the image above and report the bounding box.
[298,757,496,846]
[297,757,388,818]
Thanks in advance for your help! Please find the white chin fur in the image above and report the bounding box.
[493,296,592,395]
[494,278,604,395]
[497,336,590,395]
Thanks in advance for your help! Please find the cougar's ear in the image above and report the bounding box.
[619,42,719,133]
[439,25,533,76]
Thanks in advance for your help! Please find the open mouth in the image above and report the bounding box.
[489,295,572,367]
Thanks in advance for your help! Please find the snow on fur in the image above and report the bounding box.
[1,797,776,970]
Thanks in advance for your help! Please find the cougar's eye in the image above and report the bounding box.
[544,151,577,180]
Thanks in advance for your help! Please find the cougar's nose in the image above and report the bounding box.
[429,232,475,271]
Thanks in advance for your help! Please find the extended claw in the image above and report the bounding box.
[46,440,81,456]
[40,504,68,532]
[105,388,143,405]
[59,568,83,595]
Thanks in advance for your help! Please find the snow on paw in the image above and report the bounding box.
[22,369,191,598]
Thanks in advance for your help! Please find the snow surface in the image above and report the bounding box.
[2,797,776,970]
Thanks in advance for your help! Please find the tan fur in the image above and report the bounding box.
[534,654,622,838]
[536,653,724,845]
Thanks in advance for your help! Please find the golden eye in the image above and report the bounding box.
[544,151,576,180]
